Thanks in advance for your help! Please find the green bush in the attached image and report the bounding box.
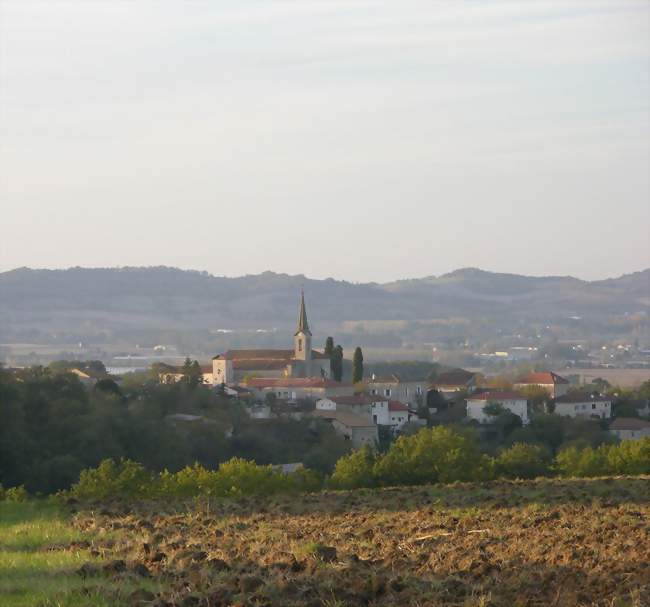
[0,484,28,502]
[329,444,378,489]
[606,438,650,474]
[69,459,155,500]
[496,443,551,479]
[373,426,493,486]
[69,457,323,501]
[554,439,650,477]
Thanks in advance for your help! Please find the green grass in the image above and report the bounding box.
[0,501,159,607]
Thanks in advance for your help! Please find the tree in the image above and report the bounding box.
[352,347,364,383]
[329,444,377,489]
[483,401,506,417]
[331,346,343,382]
[181,358,203,387]
[496,443,551,479]
[324,337,334,357]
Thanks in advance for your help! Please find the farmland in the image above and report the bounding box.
[2,476,649,607]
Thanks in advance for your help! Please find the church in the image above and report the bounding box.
[212,292,331,385]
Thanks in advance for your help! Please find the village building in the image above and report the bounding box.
[212,292,331,384]
[553,393,612,419]
[245,377,354,402]
[365,374,426,408]
[514,371,569,399]
[311,409,378,447]
[430,368,478,399]
[609,417,650,441]
[315,394,421,430]
[158,363,213,385]
[68,367,113,386]
[466,391,529,425]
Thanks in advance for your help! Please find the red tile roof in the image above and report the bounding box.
[467,391,526,401]
[215,349,329,361]
[388,400,409,412]
[245,378,351,389]
[233,359,289,371]
[516,372,569,385]
[431,369,475,387]
[610,417,650,431]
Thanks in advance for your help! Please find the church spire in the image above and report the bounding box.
[295,290,312,336]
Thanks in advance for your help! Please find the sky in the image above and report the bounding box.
[0,1,648,283]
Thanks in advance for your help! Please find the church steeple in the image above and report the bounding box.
[294,290,312,367]
[294,290,312,336]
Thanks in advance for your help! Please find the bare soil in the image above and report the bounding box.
[70,477,650,606]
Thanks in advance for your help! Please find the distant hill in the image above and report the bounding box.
[0,266,648,340]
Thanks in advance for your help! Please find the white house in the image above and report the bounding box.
[316,394,419,430]
[553,393,612,419]
[466,391,529,425]
[609,417,650,441]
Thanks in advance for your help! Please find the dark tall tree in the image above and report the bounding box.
[352,347,364,383]
[181,358,203,387]
[324,336,334,357]
[331,345,344,382]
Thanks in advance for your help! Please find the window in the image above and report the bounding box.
[371,389,377,395]
[592,403,596,409]
[373,415,377,423]
[416,386,422,396]
[298,338,302,352]
[385,389,391,397]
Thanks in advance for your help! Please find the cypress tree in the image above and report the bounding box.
[331,345,344,382]
[352,347,364,383]
[324,336,334,357]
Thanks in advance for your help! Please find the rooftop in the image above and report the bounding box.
[432,368,475,387]
[516,371,569,385]
[610,417,650,431]
[467,391,526,401]
[246,377,352,389]
[311,409,375,428]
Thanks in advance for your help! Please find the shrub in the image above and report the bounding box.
[555,446,608,477]
[604,438,650,475]
[69,459,154,500]
[555,439,650,477]
[496,443,551,479]
[329,444,378,489]
[373,426,493,486]
[0,484,28,502]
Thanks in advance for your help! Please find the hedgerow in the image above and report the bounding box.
[68,457,321,501]
[64,434,650,500]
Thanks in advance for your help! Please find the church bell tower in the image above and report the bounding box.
[294,290,312,374]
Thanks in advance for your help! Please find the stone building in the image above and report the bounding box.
[212,292,331,384]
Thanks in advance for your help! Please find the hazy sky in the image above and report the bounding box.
[1,1,648,283]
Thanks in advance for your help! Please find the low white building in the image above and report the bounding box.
[316,394,419,430]
[553,393,612,419]
[466,391,529,425]
[609,417,650,441]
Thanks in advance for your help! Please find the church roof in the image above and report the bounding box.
[294,290,312,336]
[214,349,329,361]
